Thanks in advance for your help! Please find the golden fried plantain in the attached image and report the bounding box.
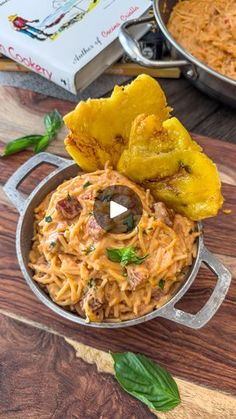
[143,150,223,220]
[64,74,171,171]
[64,73,223,220]
[118,116,202,181]
[129,115,201,154]
[118,115,223,220]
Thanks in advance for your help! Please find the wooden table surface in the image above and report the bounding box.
[0,78,236,419]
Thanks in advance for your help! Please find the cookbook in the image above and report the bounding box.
[0,0,151,93]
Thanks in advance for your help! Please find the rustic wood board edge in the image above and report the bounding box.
[1,308,236,419]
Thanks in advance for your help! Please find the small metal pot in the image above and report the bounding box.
[4,153,231,329]
[119,0,236,107]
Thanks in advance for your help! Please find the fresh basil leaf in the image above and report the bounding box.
[106,246,149,267]
[44,109,63,135]
[2,135,43,156]
[159,279,165,290]
[34,135,49,153]
[106,248,123,263]
[111,352,181,412]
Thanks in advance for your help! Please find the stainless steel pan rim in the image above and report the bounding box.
[4,152,232,329]
[153,0,236,87]
[118,0,236,106]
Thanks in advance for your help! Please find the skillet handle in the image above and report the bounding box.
[3,152,72,214]
[158,246,231,329]
[119,16,189,69]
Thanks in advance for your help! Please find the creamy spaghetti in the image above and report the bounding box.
[168,0,236,80]
[29,165,198,322]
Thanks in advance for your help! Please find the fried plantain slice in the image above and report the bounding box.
[143,150,223,220]
[64,74,171,171]
[118,116,223,220]
[128,115,201,153]
[118,116,202,182]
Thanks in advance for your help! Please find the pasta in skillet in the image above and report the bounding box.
[168,0,236,80]
[29,165,198,322]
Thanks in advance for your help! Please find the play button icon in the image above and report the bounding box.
[110,201,127,219]
[93,185,143,234]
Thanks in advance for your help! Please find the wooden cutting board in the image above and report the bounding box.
[0,86,236,419]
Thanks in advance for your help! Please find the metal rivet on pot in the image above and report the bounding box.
[186,68,194,78]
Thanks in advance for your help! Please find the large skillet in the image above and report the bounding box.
[119,0,236,107]
[4,152,231,328]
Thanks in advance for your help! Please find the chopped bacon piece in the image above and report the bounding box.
[82,287,104,320]
[154,202,173,226]
[126,265,149,290]
[87,216,104,241]
[56,196,82,220]
[151,288,162,302]
[81,190,93,201]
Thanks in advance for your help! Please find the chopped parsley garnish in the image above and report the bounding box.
[88,278,96,288]
[83,181,92,189]
[123,213,135,232]
[106,246,149,267]
[101,192,113,202]
[147,227,154,231]
[83,244,95,255]
[49,241,56,248]
[45,215,52,223]
[67,192,72,201]
[159,279,165,290]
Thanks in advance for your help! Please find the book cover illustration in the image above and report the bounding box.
[8,0,100,42]
[0,0,151,92]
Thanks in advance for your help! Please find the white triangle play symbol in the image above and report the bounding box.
[110,201,128,219]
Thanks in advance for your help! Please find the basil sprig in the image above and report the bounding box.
[111,352,181,412]
[1,109,63,156]
[106,246,149,267]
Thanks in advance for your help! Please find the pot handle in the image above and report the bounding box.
[158,246,231,329]
[3,152,72,214]
[119,16,189,69]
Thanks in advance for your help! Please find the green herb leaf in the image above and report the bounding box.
[49,241,56,248]
[106,246,149,267]
[101,193,113,202]
[2,110,63,158]
[44,109,63,135]
[83,244,95,255]
[159,279,165,290]
[88,278,96,288]
[34,135,49,153]
[2,135,43,156]
[111,352,181,412]
[83,181,92,189]
[67,192,72,201]
[123,213,135,232]
[45,215,52,223]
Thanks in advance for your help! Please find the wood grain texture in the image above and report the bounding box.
[0,86,236,409]
[1,310,236,419]
[0,313,155,419]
